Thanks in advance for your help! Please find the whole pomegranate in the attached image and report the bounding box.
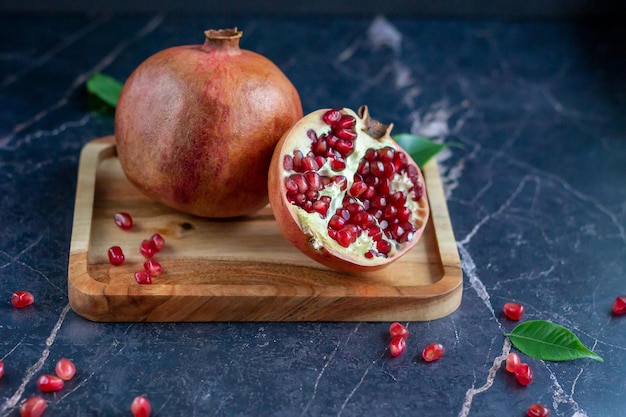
[115,28,303,218]
[268,106,430,272]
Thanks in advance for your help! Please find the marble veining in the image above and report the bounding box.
[1,12,625,417]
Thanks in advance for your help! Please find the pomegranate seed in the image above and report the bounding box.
[150,233,165,252]
[301,156,319,171]
[335,114,356,130]
[11,291,34,308]
[336,228,355,248]
[336,128,357,140]
[505,352,521,373]
[134,270,152,285]
[389,322,409,339]
[612,295,626,315]
[515,363,533,386]
[55,358,76,381]
[527,403,550,417]
[334,139,354,157]
[283,154,293,171]
[0,359,4,379]
[144,258,163,277]
[37,374,64,392]
[304,171,322,191]
[322,109,342,125]
[349,181,368,198]
[292,150,304,172]
[311,200,329,217]
[107,246,125,265]
[503,302,525,320]
[19,396,47,417]
[422,342,445,362]
[389,336,406,357]
[376,240,392,256]
[328,214,346,230]
[114,212,133,230]
[140,239,156,258]
[131,395,152,417]
[377,146,395,162]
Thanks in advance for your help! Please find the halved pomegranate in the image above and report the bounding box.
[268,106,430,272]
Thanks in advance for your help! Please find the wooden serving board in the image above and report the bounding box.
[68,136,462,322]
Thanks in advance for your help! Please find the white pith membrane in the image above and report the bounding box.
[281,107,427,266]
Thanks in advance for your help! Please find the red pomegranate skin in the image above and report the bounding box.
[115,29,303,218]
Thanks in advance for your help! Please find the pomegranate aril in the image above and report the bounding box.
[503,302,525,321]
[140,239,156,258]
[397,206,411,222]
[370,195,387,209]
[612,295,626,315]
[150,233,165,252]
[389,336,406,357]
[334,139,354,157]
[376,240,392,255]
[108,246,125,265]
[527,403,550,417]
[11,291,34,308]
[292,150,303,172]
[335,114,356,130]
[505,352,521,373]
[37,374,64,392]
[301,156,319,171]
[322,109,342,125]
[389,322,409,339]
[336,128,357,140]
[336,228,356,247]
[144,258,163,277]
[304,171,321,191]
[55,358,76,381]
[377,146,395,162]
[134,270,152,285]
[20,396,47,417]
[283,154,293,171]
[349,181,368,198]
[311,200,329,217]
[311,139,327,156]
[328,214,346,230]
[131,395,152,417]
[515,363,533,386]
[114,212,133,230]
[422,342,445,362]
[331,175,347,190]
[0,359,4,379]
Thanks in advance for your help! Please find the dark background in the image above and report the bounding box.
[1,0,625,19]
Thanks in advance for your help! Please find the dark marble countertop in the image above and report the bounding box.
[1,13,625,417]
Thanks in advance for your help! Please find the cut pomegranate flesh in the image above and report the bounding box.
[114,212,133,230]
[55,358,76,381]
[515,363,533,386]
[107,246,125,265]
[503,302,525,321]
[37,374,64,392]
[11,291,34,308]
[527,403,550,417]
[271,107,429,271]
[422,342,445,362]
[389,322,409,339]
[19,396,47,417]
[389,336,406,357]
[131,395,152,417]
[612,295,626,315]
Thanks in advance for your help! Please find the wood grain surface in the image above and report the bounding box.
[68,136,462,322]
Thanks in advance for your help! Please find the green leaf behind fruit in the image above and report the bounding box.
[392,133,448,168]
[505,320,603,362]
[86,73,123,108]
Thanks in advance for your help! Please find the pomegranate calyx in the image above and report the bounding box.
[357,105,393,141]
[202,28,243,53]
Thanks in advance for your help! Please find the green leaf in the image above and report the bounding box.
[505,320,603,362]
[391,133,447,168]
[86,73,123,108]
